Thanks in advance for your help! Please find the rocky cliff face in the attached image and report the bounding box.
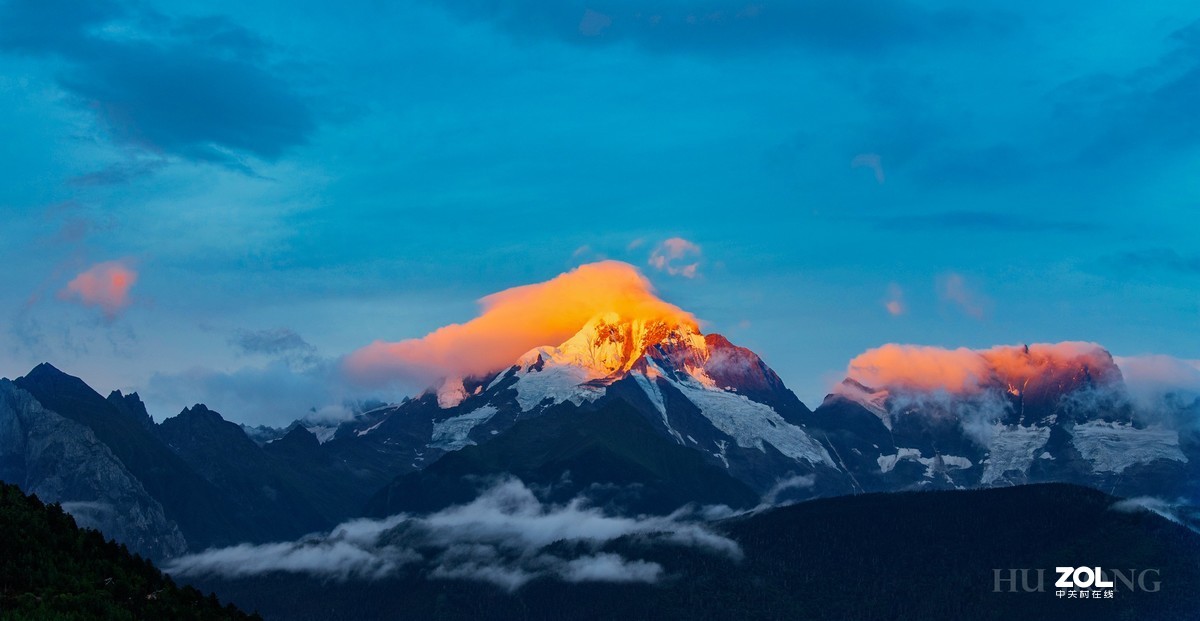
[0,380,186,560]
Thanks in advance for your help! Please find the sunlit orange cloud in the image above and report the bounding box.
[343,261,696,386]
[843,342,1118,394]
[57,260,138,319]
[980,342,1121,390]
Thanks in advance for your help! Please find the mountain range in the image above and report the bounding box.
[1,310,1197,564]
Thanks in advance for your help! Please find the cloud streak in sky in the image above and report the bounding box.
[938,272,988,319]
[430,0,1017,56]
[57,260,137,319]
[166,477,740,591]
[343,261,695,387]
[877,211,1099,233]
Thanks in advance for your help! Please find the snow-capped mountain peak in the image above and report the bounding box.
[494,313,838,472]
[518,311,706,381]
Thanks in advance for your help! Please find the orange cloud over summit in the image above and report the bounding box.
[843,341,1120,394]
[344,261,696,386]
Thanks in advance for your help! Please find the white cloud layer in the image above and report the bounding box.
[166,477,741,591]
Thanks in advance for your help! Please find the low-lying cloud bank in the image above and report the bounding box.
[166,478,740,591]
[1111,497,1200,533]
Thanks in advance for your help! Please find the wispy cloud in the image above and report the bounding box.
[937,272,989,319]
[761,474,815,506]
[57,260,138,320]
[648,237,702,278]
[1113,354,1200,411]
[851,153,885,184]
[166,478,740,591]
[884,283,905,316]
[1111,497,1199,533]
[146,357,345,427]
[67,158,167,187]
[231,327,318,369]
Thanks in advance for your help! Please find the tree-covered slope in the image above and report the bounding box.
[0,482,258,621]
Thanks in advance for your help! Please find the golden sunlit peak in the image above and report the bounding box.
[521,310,707,378]
[344,261,698,387]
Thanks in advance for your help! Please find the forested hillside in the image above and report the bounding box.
[0,483,258,621]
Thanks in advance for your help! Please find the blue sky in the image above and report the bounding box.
[2,0,1199,425]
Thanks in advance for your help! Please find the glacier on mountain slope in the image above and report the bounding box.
[979,424,1051,485]
[431,406,499,451]
[511,357,607,411]
[1070,421,1186,473]
[668,375,834,467]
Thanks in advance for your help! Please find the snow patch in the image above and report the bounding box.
[355,419,386,437]
[430,406,499,451]
[877,448,973,478]
[303,424,338,444]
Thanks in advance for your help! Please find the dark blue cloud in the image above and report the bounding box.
[431,0,1018,55]
[232,327,315,357]
[1106,249,1200,275]
[0,0,314,167]
[828,17,1200,193]
[0,0,118,54]
[68,159,166,187]
[876,211,1099,233]
[1047,19,1200,164]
